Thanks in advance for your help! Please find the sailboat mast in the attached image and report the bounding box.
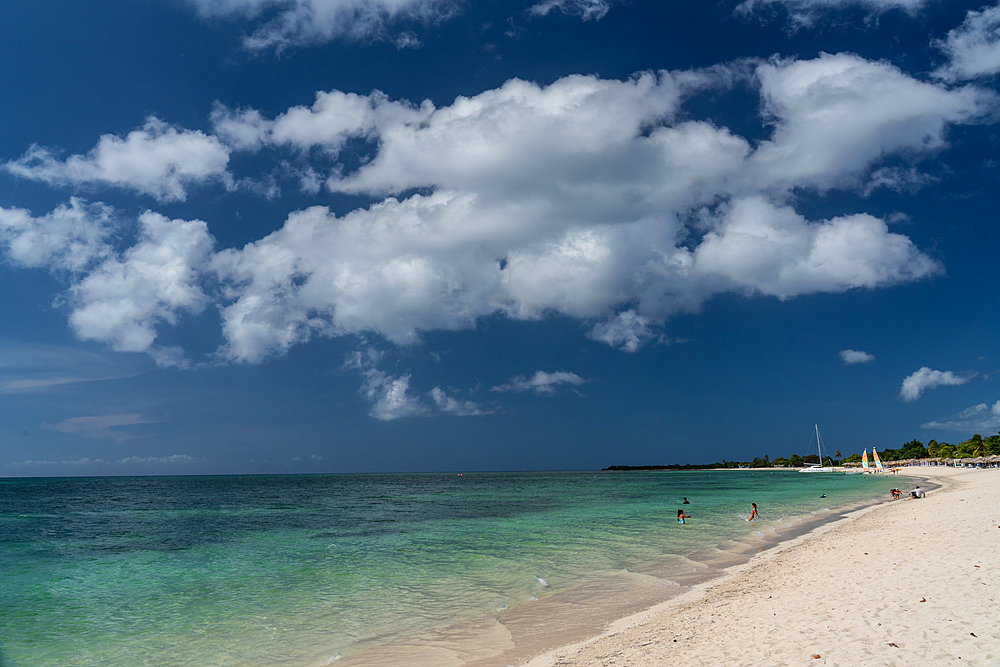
[815,424,822,465]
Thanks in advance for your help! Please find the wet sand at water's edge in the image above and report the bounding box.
[521,466,998,667]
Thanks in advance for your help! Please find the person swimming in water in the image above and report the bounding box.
[682,497,690,504]
[677,509,691,524]
[747,502,759,521]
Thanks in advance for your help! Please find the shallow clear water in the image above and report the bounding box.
[0,471,898,666]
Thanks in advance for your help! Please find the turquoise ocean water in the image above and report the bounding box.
[0,471,900,666]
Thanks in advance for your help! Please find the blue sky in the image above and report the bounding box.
[2,0,999,475]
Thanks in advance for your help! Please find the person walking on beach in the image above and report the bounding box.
[747,503,759,522]
[677,509,691,524]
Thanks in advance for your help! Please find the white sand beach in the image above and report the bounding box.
[521,467,999,667]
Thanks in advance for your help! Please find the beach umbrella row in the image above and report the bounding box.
[944,455,1000,465]
[890,456,1000,466]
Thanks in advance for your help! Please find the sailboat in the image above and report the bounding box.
[799,424,839,472]
[872,448,886,473]
[861,449,870,472]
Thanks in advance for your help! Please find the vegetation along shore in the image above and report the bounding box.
[605,431,1000,470]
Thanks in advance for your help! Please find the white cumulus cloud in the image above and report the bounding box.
[67,212,214,363]
[691,197,942,298]
[0,202,214,368]
[4,117,231,203]
[587,310,660,353]
[344,347,426,419]
[0,198,115,273]
[899,366,975,402]
[839,349,875,364]
[934,3,1000,81]
[205,61,966,361]
[363,371,426,420]
[3,54,987,372]
[750,53,995,192]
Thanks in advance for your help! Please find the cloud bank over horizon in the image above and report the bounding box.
[4,453,200,471]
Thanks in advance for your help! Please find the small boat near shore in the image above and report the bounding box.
[799,424,840,473]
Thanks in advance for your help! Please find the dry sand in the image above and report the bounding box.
[521,467,1000,667]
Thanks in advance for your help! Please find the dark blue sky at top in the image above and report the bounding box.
[0,0,998,475]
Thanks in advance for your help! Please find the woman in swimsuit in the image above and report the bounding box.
[677,509,691,524]
[747,502,759,522]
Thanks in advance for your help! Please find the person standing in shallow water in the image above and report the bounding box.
[677,509,691,524]
[747,503,759,522]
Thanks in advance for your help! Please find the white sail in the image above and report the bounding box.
[872,448,885,472]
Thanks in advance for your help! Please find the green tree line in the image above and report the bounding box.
[604,431,1000,470]
[777,431,1000,466]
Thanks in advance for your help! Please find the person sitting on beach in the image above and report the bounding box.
[747,503,759,522]
[682,497,690,504]
[891,488,901,500]
[909,486,925,499]
[677,509,691,524]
